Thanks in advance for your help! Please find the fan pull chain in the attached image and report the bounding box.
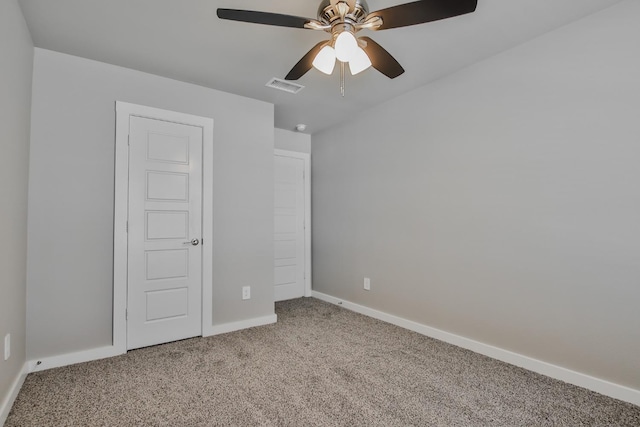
[340,62,345,97]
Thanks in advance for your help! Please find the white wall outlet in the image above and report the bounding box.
[364,277,371,291]
[4,333,10,361]
[242,286,251,300]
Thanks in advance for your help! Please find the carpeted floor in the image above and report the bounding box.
[6,298,640,426]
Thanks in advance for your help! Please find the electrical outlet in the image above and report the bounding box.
[4,334,10,361]
[364,278,371,291]
[242,286,251,300]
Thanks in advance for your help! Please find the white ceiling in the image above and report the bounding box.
[19,0,620,134]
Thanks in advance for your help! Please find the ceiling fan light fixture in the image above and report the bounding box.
[312,45,336,75]
[334,31,358,62]
[218,0,479,86]
[349,47,371,75]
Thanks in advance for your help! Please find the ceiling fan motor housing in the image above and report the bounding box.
[318,0,370,34]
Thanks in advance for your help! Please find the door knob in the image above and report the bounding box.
[184,239,199,246]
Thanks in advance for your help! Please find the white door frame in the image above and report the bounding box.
[274,149,312,297]
[114,101,214,353]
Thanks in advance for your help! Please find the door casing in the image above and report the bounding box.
[114,101,214,353]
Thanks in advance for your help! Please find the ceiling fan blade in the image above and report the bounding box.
[217,9,315,29]
[359,37,405,79]
[367,0,477,30]
[285,41,330,80]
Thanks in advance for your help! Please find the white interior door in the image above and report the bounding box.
[127,116,203,350]
[274,154,306,301]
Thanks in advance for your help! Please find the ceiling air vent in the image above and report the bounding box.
[265,78,305,94]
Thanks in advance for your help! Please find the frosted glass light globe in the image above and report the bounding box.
[334,31,358,62]
[349,47,372,75]
[312,46,336,75]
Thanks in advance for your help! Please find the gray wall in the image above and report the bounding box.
[311,1,640,390]
[27,49,274,359]
[275,128,311,154]
[0,0,33,408]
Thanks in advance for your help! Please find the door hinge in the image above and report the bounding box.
[126,221,128,233]
[127,135,130,146]
[125,309,128,320]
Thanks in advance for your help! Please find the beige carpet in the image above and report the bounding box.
[7,298,640,426]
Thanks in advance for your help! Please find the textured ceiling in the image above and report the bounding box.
[19,0,620,134]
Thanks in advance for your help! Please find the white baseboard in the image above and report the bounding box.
[25,314,279,375]
[28,345,124,373]
[203,314,278,337]
[312,291,640,407]
[0,362,28,426]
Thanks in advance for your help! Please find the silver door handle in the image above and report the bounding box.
[184,239,199,246]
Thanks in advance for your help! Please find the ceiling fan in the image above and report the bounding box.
[217,0,478,86]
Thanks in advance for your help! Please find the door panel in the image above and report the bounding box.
[127,116,202,350]
[146,211,188,240]
[274,155,305,301]
[146,171,189,201]
[145,288,189,321]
